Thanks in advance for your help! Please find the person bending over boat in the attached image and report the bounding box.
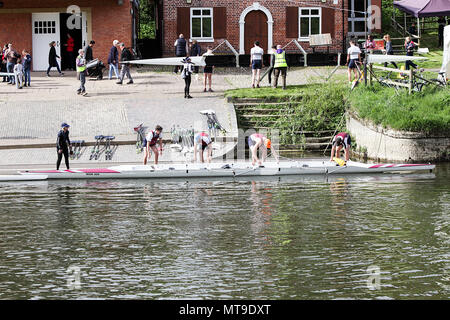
[56,123,72,170]
[144,125,163,165]
[248,133,278,166]
[330,132,351,163]
[193,132,213,163]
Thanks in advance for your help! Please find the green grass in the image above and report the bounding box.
[225,83,346,101]
[349,84,450,134]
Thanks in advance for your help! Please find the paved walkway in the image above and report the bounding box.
[0,66,346,169]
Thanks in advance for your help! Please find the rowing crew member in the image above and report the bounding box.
[330,132,351,163]
[144,125,163,165]
[193,132,212,163]
[248,133,279,166]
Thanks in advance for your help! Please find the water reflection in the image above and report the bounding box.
[0,167,448,299]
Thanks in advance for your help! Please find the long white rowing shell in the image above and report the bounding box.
[14,160,435,180]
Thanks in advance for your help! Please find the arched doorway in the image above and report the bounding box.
[239,3,273,54]
[244,10,268,53]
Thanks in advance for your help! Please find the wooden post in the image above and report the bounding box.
[364,59,368,86]
[408,69,413,94]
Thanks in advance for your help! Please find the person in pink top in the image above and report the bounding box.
[330,132,352,162]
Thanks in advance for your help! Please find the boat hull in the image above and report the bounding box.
[17,161,436,180]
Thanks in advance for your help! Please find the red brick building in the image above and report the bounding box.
[0,0,139,71]
[153,0,382,56]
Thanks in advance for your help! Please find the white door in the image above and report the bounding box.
[32,13,61,71]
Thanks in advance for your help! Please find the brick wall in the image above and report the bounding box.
[0,0,133,68]
[162,0,348,56]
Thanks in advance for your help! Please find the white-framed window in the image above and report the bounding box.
[190,8,214,41]
[298,7,322,41]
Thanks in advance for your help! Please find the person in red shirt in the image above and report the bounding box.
[64,33,75,70]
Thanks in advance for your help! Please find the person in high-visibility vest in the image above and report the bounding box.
[273,45,288,90]
[76,49,88,96]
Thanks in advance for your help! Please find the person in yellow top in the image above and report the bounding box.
[272,45,288,90]
[76,49,88,96]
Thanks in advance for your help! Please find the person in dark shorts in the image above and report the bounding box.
[330,132,352,163]
[56,123,72,170]
[250,41,264,88]
[202,46,214,92]
[193,132,213,163]
[144,125,163,165]
[347,40,361,84]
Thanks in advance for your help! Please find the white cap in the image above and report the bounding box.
[113,40,119,46]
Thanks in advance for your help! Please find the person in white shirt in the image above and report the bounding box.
[14,57,24,89]
[193,132,213,163]
[182,57,194,98]
[347,40,362,84]
[250,41,264,88]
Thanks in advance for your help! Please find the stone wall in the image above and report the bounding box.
[346,112,450,162]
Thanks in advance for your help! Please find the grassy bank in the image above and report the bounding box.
[227,82,450,138]
[349,85,450,135]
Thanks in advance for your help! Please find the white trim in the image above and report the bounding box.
[190,7,214,42]
[239,2,273,54]
[297,7,322,42]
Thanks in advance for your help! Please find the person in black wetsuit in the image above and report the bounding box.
[56,123,72,170]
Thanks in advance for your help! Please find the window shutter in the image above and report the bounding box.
[177,7,190,40]
[286,7,299,38]
[321,7,335,36]
[213,7,227,39]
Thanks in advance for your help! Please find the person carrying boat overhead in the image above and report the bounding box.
[144,125,163,165]
[330,132,351,165]
[248,133,279,166]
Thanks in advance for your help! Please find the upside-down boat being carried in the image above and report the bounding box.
[14,160,435,181]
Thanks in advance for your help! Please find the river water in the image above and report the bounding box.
[0,162,448,300]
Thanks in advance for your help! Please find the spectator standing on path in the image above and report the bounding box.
[383,34,398,69]
[117,43,134,85]
[108,40,120,80]
[174,34,189,74]
[190,40,201,75]
[273,45,288,90]
[347,39,361,85]
[56,123,72,171]
[1,44,8,82]
[405,36,418,70]
[182,57,193,99]
[250,41,264,88]
[5,44,19,85]
[84,40,95,63]
[13,57,24,89]
[267,45,276,86]
[22,50,32,87]
[76,49,88,96]
[63,34,75,70]
[47,41,64,77]
[203,46,214,92]
[438,17,446,48]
